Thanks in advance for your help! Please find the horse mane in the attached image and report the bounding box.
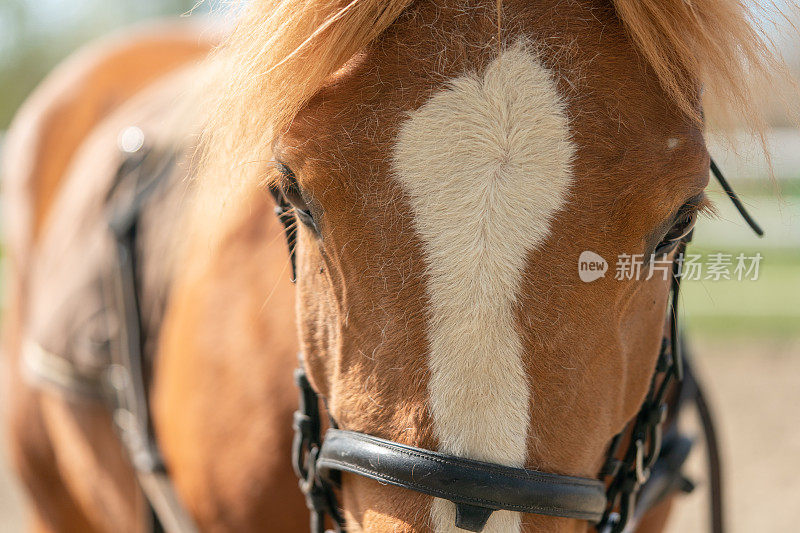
[189,0,794,249]
[612,0,795,129]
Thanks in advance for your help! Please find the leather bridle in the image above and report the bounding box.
[271,159,761,533]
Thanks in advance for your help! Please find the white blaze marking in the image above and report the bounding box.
[393,45,575,532]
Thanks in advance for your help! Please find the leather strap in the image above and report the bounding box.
[137,470,199,533]
[317,429,607,531]
[105,143,198,533]
[22,341,107,401]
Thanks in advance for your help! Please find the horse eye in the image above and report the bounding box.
[654,210,697,255]
[275,163,317,229]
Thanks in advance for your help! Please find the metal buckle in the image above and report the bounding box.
[634,439,649,486]
[599,512,621,533]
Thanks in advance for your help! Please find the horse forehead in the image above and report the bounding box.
[290,7,690,190]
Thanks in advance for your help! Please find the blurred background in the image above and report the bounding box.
[0,1,798,532]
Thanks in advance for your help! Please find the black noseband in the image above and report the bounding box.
[316,429,606,531]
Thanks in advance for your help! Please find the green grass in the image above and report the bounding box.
[678,181,800,339]
[682,246,800,339]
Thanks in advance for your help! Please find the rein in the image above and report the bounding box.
[273,158,760,533]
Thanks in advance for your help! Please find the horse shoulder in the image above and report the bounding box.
[153,196,307,530]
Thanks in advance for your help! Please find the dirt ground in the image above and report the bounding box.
[663,338,800,533]
[1,339,798,532]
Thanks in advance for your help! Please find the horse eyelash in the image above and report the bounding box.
[695,195,718,219]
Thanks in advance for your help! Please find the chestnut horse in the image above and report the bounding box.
[2,1,786,532]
